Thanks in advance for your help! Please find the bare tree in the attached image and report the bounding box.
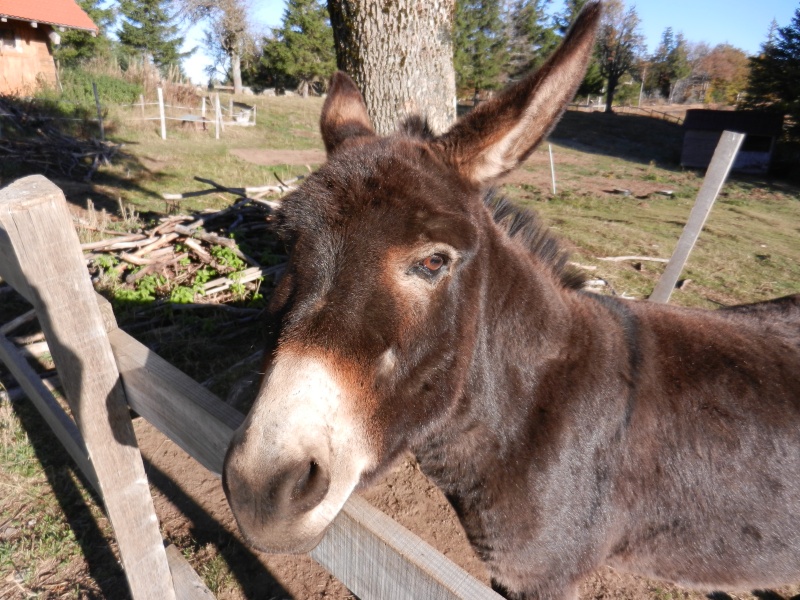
[328,0,457,135]
[179,0,252,93]
[596,0,645,113]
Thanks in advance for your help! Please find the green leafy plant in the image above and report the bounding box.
[170,285,195,304]
[210,245,245,271]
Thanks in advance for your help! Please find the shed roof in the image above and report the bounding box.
[0,0,98,32]
[683,109,784,137]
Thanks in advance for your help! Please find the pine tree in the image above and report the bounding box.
[261,0,335,96]
[648,28,691,101]
[743,6,800,138]
[118,0,186,73]
[454,0,507,96]
[53,0,115,68]
[553,0,603,98]
[505,0,559,79]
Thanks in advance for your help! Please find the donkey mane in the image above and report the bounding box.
[485,193,586,290]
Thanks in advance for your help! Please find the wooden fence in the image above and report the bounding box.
[0,175,501,599]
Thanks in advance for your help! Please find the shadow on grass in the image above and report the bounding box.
[142,458,293,599]
[0,95,172,217]
[550,111,685,167]
[9,398,131,599]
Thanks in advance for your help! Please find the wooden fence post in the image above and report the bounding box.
[0,176,176,600]
[157,87,167,140]
[140,93,145,120]
[201,96,206,118]
[92,81,105,141]
[215,93,221,139]
[649,130,745,303]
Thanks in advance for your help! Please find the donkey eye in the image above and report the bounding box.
[422,255,445,271]
[411,253,449,280]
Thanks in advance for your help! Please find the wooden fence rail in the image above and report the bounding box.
[0,175,501,600]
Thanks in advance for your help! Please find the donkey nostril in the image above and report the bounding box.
[291,459,330,512]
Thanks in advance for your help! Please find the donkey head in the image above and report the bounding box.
[223,1,601,554]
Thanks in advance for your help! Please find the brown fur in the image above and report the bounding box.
[223,3,800,598]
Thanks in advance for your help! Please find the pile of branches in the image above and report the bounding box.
[80,177,299,309]
[0,96,119,181]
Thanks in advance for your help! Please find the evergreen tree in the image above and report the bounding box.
[553,0,603,98]
[743,6,800,138]
[505,0,559,79]
[118,0,186,73]
[53,0,115,68]
[261,0,335,96]
[454,0,507,96]
[648,27,691,101]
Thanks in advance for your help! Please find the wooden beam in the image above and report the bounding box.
[0,175,176,600]
[0,333,98,490]
[649,131,745,304]
[108,327,242,475]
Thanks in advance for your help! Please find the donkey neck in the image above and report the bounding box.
[413,216,599,481]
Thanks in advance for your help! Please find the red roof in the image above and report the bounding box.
[0,0,98,32]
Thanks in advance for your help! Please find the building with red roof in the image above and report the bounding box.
[0,0,98,93]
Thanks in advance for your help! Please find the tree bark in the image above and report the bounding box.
[328,0,457,135]
[604,74,619,113]
[231,49,243,95]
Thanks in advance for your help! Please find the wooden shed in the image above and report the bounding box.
[0,0,97,94]
[681,109,784,174]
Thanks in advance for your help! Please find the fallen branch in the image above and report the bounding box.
[598,256,668,263]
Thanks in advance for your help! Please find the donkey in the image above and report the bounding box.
[223,2,800,598]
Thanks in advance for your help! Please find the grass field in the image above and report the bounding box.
[1,94,799,598]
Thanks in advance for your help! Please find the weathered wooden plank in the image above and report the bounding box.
[166,544,216,600]
[0,333,98,490]
[650,131,745,304]
[312,495,502,600]
[106,325,502,599]
[107,327,243,475]
[0,175,176,600]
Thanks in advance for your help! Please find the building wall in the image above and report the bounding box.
[0,20,57,95]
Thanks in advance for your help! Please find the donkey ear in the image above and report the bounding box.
[437,0,602,186]
[320,71,376,155]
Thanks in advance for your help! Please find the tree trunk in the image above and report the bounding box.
[328,0,457,135]
[231,49,243,95]
[604,75,619,113]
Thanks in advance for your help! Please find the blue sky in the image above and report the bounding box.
[181,0,798,84]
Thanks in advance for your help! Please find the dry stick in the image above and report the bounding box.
[183,238,211,261]
[80,233,148,251]
[132,232,180,257]
[125,253,189,284]
[174,224,261,267]
[649,131,745,304]
[202,265,282,295]
[598,256,669,263]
